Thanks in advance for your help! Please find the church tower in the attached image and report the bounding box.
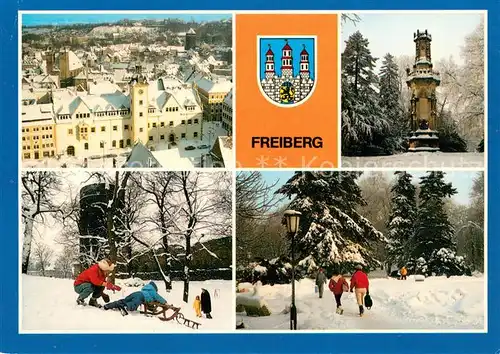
[406,29,441,152]
[281,40,293,78]
[265,45,275,79]
[130,66,149,145]
[299,45,310,79]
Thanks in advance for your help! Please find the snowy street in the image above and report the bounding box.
[21,275,233,332]
[341,152,484,168]
[237,275,485,331]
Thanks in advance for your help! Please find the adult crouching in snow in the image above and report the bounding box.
[328,270,349,314]
[74,259,121,307]
[201,288,212,319]
[350,265,370,317]
[104,281,167,316]
[315,268,328,298]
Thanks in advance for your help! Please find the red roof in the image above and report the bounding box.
[301,48,309,55]
[266,48,274,55]
[282,42,292,50]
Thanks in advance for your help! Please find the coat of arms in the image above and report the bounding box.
[257,36,316,107]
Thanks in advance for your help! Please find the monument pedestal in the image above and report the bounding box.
[408,129,440,152]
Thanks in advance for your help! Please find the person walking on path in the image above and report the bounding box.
[328,270,349,314]
[350,264,370,317]
[400,266,408,280]
[315,268,328,299]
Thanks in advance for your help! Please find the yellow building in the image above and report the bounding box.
[21,78,203,161]
[21,104,56,160]
[195,78,232,122]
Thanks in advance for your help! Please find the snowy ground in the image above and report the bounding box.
[21,275,233,333]
[341,152,484,168]
[237,275,485,331]
[21,122,231,169]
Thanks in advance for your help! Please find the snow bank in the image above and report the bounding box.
[119,277,147,287]
[236,276,485,330]
[21,275,232,332]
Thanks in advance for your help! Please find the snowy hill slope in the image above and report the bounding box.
[21,275,233,332]
[237,275,485,331]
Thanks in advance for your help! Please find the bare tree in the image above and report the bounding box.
[236,171,283,219]
[32,241,54,277]
[357,172,392,270]
[80,171,132,283]
[21,172,62,274]
[236,172,285,264]
[173,172,232,303]
[132,171,178,290]
[54,244,78,278]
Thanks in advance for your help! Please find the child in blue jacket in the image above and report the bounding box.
[103,281,167,316]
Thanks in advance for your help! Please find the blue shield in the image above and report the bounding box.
[257,36,317,107]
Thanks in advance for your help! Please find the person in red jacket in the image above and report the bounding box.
[350,264,370,317]
[74,259,121,308]
[328,270,349,315]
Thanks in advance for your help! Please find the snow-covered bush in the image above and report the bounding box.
[119,277,147,287]
[237,257,298,285]
[429,248,471,277]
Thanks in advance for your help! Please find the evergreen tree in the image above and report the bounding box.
[386,172,417,271]
[341,31,389,156]
[411,172,468,276]
[277,171,385,273]
[378,53,406,153]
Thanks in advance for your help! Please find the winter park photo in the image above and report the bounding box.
[235,171,485,330]
[20,170,233,332]
[340,12,485,168]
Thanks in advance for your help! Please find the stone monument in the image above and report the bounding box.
[406,29,441,152]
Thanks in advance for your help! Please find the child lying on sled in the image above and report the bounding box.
[103,281,167,316]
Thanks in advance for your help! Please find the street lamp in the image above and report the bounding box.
[284,209,301,330]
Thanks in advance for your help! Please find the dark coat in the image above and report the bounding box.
[200,289,212,314]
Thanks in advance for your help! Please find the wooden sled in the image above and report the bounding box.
[140,302,201,329]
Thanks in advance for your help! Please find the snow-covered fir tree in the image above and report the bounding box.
[411,172,469,276]
[341,31,389,156]
[277,171,385,272]
[386,171,417,270]
[378,53,406,152]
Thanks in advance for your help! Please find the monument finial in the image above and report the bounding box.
[303,44,306,49]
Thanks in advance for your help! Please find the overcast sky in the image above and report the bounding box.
[341,12,484,72]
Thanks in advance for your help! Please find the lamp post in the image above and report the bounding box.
[284,209,301,330]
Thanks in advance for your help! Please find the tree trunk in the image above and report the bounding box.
[107,210,116,283]
[22,214,35,274]
[183,235,191,303]
[160,219,172,290]
[152,250,171,292]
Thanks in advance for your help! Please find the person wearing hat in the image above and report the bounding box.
[315,268,328,299]
[350,264,370,317]
[104,281,167,316]
[74,258,121,308]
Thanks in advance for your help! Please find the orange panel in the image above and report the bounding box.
[235,14,339,168]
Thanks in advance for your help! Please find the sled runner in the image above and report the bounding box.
[140,302,201,329]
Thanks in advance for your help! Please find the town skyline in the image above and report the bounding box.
[22,13,232,27]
